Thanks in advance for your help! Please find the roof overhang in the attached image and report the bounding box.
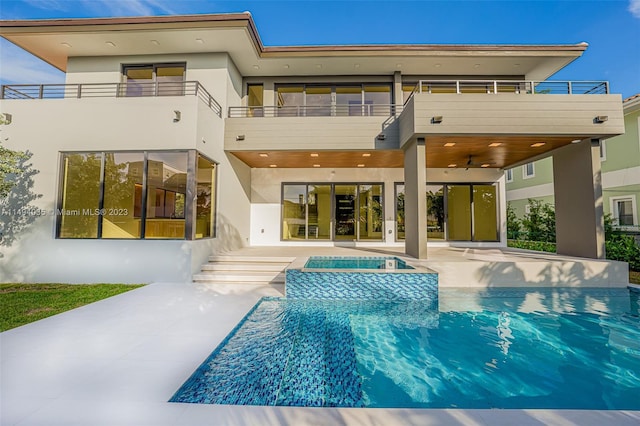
[0,13,587,79]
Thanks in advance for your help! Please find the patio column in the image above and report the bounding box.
[552,138,605,259]
[403,137,428,259]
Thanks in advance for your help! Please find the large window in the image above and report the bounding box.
[282,183,383,241]
[57,150,217,240]
[611,196,636,227]
[123,63,186,97]
[395,182,499,242]
[275,84,392,116]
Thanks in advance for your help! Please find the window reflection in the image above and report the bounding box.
[145,153,187,239]
[59,153,102,238]
[102,152,144,239]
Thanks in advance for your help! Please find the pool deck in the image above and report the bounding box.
[231,245,630,287]
[2,278,639,425]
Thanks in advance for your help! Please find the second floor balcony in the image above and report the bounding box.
[1,81,222,117]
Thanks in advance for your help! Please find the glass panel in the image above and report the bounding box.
[358,184,383,240]
[196,155,216,239]
[305,86,332,116]
[336,86,362,116]
[145,152,187,239]
[125,67,153,96]
[335,185,357,240]
[395,184,405,240]
[426,185,445,240]
[473,185,498,241]
[308,185,331,240]
[156,65,185,96]
[102,152,144,239]
[59,153,102,238]
[364,85,391,115]
[447,185,472,241]
[247,84,264,117]
[276,86,304,116]
[282,185,307,240]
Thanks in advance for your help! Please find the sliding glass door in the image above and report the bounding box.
[395,182,499,242]
[282,183,384,241]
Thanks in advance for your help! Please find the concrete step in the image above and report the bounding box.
[208,255,296,263]
[201,262,289,272]
[193,271,286,283]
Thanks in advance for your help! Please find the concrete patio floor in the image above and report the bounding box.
[2,279,639,425]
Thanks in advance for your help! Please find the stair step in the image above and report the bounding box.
[208,255,296,263]
[193,273,285,283]
[202,263,288,272]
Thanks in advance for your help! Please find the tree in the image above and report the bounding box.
[0,113,43,255]
[522,199,555,243]
[506,202,521,240]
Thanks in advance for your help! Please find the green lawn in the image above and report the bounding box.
[0,283,145,332]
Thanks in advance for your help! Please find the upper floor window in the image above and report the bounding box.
[123,63,186,97]
[523,163,535,179]
[505,169,513,183]
[275,84,392,116]
[599,140,607,161]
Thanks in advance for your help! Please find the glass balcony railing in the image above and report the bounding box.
[0,81,222,117]
[228,104,401,118]
[404,80,610,104]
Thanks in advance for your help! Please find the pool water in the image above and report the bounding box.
[304,256,414,270]
[171,288,640,409]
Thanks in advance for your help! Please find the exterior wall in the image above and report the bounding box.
[401,93,624,146]
[0,55,252,283]
[249,167,506,248]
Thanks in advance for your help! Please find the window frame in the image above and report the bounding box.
[505,169,513,183]
[610,195,637,227]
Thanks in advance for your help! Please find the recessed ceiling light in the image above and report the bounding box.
[488,142,502,147]
[195,38,204,44]
[269,164,277,168]
[473,64,481,68]
[354,64,360,68]
[259,153,268,157]
[514,63,521,68]
[253,65,260,70]
[283,64,290,69]
[434,63,442,68]
[357,164,365,168]
[571,139,582,144]
[396,63,402,68]
[448,164,457,168]
[444,142,456,147]
[362,153,371,157]
[316,64,322,69]
[531,142,546,147]
[481,163,491,168]
[105,41,116,47]
[150,40,160,46]
[313,164,321,168]
[61,42,72,48]
[310,153,319,157]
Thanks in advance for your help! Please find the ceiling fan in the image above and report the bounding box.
[465,155,494,170]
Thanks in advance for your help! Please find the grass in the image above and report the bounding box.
[0,283,145,332]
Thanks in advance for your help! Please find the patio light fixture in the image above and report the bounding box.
[431,116,443,124]
[594,115,608,123]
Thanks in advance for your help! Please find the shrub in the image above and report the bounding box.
[507,239,556,253]
[506,203,521,240]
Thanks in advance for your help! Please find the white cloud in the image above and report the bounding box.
[630,0,640,18]
[0,41,64,85]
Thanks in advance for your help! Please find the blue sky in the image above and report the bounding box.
[1,1,639,98]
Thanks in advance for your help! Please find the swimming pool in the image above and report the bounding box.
[171,288,640,409]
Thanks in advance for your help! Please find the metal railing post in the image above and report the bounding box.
[77,84,82,99]
[456,81,460,94]
[568,81,572,94]
[493,81,498,94]
[39,85,44,99]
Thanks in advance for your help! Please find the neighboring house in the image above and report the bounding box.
[507,94,640,231]
[0,13,624,282]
